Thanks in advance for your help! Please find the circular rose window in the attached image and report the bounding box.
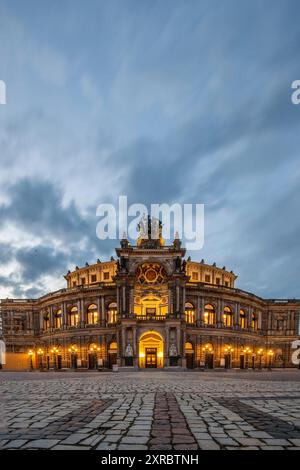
[145,269,157,282]
[137,263,166,284]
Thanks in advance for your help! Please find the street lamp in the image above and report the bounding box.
[257,348,263,370]
[51,346,59,370]
[37,348,44,371]
[28,349,34,371]
[267,349,274,370]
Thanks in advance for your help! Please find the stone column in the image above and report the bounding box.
[258,311,262,330]
[129,288,134,315]
[97,297,101,325]
[217,299,223,327]
[182,330,187,368]
[182,285,186,315]
[234,302,240,328]
[176,284,180,313]
[117,287,120,315]
[122,286,126,313]
[133,327,137,366]
[80,299,85,327]
[196,296,201,325]
[39,311,44,331]
[165,327,170,367]
[62,302,67,328]
[101,296,105,325]
[247,307,253,330]
[200,297,205,323]
[168,287,171,314]
[121,327,126,365]
[176,327,181,359]
[49,305,53,331]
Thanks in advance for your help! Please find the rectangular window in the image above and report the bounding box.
[216,278,220,285]
[146,308,156,316]
[103,272,109,280]
[192,272,199,281]
[205,274,211,283]
[81,277,86,285]
[91,274,97,283]
[225,281,229,287]
[72,281,76,287]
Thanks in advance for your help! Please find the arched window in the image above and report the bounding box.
[87,304,98,324]
[252,312,258,330]
[239,309,246,329]
[69,306,79,326]
[43,313,50,331]
[223,306,233,327]
[107,302,117,324]
[185,302,195,324]
[54,309,62,329]
[204,304,216,325]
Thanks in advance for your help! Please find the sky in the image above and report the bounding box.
[0,0,300,299]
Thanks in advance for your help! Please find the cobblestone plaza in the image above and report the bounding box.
[0,370,300,451]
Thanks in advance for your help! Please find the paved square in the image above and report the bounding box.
[0,370,300,450]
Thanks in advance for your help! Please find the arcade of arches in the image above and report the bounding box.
[1,235,299,370]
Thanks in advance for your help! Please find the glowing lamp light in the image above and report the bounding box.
[28,350,34,356]
[158,352,163,358]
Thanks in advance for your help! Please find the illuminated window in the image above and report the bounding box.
[252,312,258,330]
[87,304,98,324]
[223,306,233,327]
[69,306,79,326]
[192,272,199,281]
[54,309,62,329]
[107,302,117,324]
[43,313,50,331]
[204,304,215,325]
[239,309,246,329]
[185,302,195,324]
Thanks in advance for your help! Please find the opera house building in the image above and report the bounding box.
[0,226,299,371]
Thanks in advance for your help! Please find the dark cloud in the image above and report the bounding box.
[1,1,300,299]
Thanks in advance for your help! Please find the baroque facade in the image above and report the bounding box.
[0,230,299,371]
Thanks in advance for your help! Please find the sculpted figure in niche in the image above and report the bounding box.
[125,344,133,357]
[169,343,177,357]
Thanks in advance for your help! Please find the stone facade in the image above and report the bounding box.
[0,236,299,370]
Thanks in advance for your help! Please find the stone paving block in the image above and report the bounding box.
[197,439,221,450]
[118,444,148,450]
[3,439,28,449]
[23,439,60,449]
[262,438,292,446]
[52,445,91,450]
[96,442,117,450]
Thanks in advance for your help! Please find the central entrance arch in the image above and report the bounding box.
[139,331,164,368]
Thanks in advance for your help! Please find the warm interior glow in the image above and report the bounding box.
[138,331,164,368]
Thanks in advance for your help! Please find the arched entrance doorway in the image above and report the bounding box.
[108,341,118,369]
[139,331,164,368]
[185,342,195,369]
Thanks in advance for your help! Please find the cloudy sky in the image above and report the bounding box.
[0,0,300,299]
